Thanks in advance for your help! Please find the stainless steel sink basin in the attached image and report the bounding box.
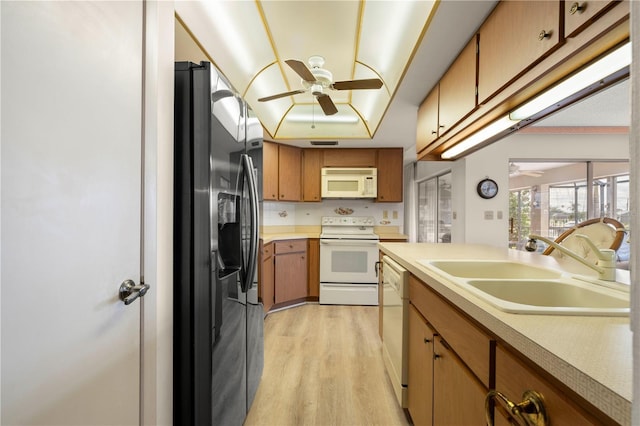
[465,279,629,315]
[424,260,562,279]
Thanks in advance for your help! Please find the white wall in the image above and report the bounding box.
[415,132,629,247]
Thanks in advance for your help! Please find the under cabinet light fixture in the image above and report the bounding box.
[442,42,631,160]
[441,116,519,159]
[510,42,631,120]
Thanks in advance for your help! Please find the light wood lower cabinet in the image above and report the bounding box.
[259,242,274,313]
[406,272,617,425]
[433,338,487,425]
[407,304,434,426]
[274,240,308,304]
[307,238,320,299]
[408,276,491,425]
[494,344,605,425]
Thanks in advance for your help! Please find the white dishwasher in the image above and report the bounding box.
[381,255,409,408]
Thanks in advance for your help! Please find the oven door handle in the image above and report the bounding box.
[320,240,379,246]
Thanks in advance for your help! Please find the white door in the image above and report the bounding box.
[2,2,144,424]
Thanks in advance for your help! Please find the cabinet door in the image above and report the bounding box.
[478,1,561,104]
[275,252,308,303]
[261,253,275,313]
[407,304,434,426]
[278,144,302,201]
[302,149,322,202]
[376,148,403,202]
[307,239,320,298]
[322,148,377,167]
[433,339,487,425]
[263,141,279,200]
[565,0,620,38]
[416,86,439,154]
[438,36,478,136]
[495,345,603,425]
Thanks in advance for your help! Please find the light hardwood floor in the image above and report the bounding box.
[244,304,410,426]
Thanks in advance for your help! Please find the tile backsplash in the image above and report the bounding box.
[262,199,404,232]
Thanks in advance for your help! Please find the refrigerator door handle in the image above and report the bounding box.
[240,153,259,293]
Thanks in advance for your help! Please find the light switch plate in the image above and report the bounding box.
[484,210,494,220]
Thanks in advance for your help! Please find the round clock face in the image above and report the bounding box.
[477,178,498,199]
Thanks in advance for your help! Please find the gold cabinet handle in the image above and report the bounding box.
[570,2,584,15]
[538,30,551,41]
[485,390,548,426]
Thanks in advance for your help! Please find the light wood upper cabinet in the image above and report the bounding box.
[416,86,439,154]
[263,141,279,201]
[302,149,322,202]
[438,35,478,137]
[376,148,403,202]
[277,144,302,201]
[323,148,377,167]
[478,1,562,104]
[564,0,620,38]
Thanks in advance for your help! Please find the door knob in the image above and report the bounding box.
[119,279,150,305]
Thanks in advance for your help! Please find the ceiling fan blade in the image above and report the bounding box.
[332,78,383,90]
[258,89,306,102]
[285,59,316,82]
[317,94,338,115]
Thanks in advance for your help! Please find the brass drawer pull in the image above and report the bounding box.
[485,390,548,426]
[538,30,551,41]
[570,2,584,15]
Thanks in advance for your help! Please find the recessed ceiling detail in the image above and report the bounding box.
[176,0,438,140]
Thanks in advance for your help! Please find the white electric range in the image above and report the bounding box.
[319,216,380,305]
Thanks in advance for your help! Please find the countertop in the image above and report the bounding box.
[378,242,632,425]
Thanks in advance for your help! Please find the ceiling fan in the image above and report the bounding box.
[257,55,383,116]
[509,162,544,177]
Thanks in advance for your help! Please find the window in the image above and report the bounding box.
[417,172,451,243]
[509,161,630,254]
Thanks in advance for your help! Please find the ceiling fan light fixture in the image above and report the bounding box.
[311,84,324,97]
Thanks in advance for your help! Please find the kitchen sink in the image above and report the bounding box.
[423,260,562,279]
[418,259,629,316]
[464,279,629,316]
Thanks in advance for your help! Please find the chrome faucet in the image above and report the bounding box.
[526,234,617,281]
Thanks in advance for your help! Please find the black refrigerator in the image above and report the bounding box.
[174,61,264,426]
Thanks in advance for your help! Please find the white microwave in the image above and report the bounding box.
[321,167,377,198]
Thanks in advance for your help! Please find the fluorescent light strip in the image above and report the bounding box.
[286,114,360,124]
[441,116,517,159]
[510,42,631,120]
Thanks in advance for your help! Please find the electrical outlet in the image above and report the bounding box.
[392,211,398,219]
[484,210,494,220]
[383,210,388,219]
[497,210,503,220]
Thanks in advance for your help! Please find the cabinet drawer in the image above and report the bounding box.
[261,242,273,259]
[274,239,306,254]
[409,275,492,387]
[495,344,603,425]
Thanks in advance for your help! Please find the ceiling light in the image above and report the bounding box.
[510,42,631,120]
[286,114,360,124]
[441,116,518,159]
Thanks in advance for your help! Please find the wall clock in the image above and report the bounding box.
[477,178,498,199]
